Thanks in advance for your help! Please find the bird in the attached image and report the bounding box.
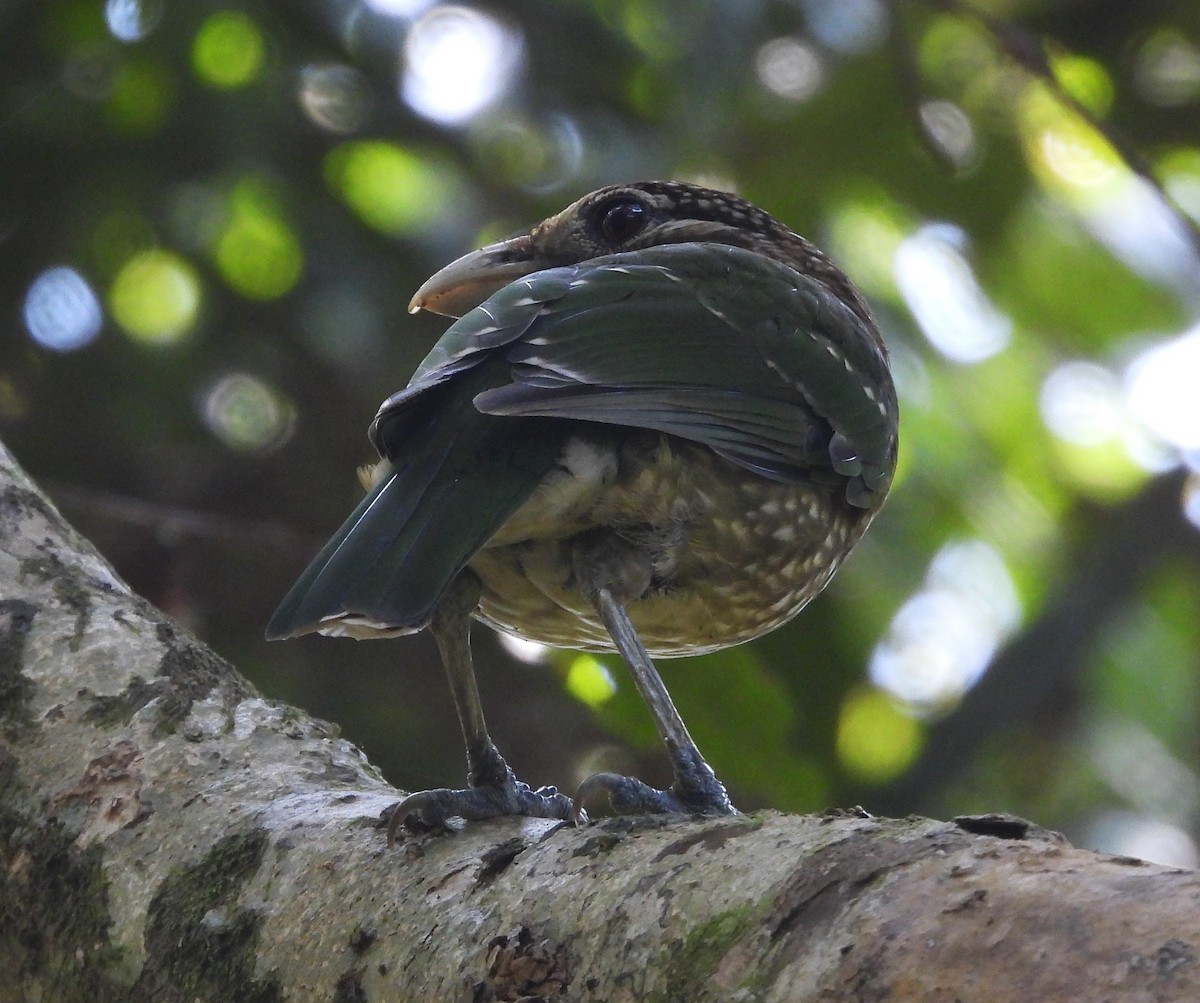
[267,181,898,835]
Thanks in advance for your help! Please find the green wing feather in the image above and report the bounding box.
[471,244,897,500]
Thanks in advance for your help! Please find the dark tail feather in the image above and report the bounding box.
[267,411,562,640]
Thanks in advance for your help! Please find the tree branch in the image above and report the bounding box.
[2,439,1199,1002]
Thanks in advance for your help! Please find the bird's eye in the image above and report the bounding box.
[596,198,648,244]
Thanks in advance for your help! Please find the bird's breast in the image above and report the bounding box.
[470,431,873,656]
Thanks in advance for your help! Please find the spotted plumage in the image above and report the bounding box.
[268,181,898,830]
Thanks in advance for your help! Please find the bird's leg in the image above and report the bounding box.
[387,570,573,841]
[571,534,737,821]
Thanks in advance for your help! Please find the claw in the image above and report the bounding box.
[573,762,738,823]
[386,780,574,845]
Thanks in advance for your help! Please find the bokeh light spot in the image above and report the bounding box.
[800,0,888,54]
[324,141,455,236]
[565,655,616,709]
[1087,812,1198,869]
[497,633,549,665]
[363,0,436,17]
[473,112,583,193]
[894,224,1010,363]
[402,5,522,125]
[1184,474,1200,531]
[755,37,824,102]
[23,267,103,352]
[202,372,295,453]
[106,58,172,133]
[1022,87,1122,199]
[1126,325,1200,451]
[1135,29,1200,107]
[215,181,304,300]
[871,539,1020,710]
[918,99,976,170]
[836,686,923,783]
[298,63,374,134]
[1052,53,1114,117]
[105,0,163,42]
[109,249,201,345]
[192,11,265,89]
[1040,360,1123,447]
[1161,148,1200,223]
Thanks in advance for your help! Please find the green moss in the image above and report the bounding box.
[147,620,256,737]
[83,675,171,729]
[0,806,126,1001]
[660,906,764,1002]
[17,549,93,648]
[134,829,281,1001]
[0,599,38,730]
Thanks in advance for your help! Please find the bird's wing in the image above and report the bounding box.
[267,242,896,639]
[459,243,897,504]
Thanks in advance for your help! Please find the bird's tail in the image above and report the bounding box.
[266,373,561,640]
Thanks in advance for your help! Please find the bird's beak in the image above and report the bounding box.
[408,234,555,318]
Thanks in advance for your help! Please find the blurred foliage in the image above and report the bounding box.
[3,0,1200,863]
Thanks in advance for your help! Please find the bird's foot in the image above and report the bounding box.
[572,747,737,823]
[387,779,574,843]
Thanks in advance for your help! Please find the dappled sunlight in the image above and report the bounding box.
[1021,73,1200,295]
[1085,177,1200,295]
[1040,361,1124,447]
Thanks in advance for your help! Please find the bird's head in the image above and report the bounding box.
[409,181,873,329]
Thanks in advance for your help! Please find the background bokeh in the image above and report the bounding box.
[3,0,1199,864]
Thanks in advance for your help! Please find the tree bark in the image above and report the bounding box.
[2,438,1199,1003]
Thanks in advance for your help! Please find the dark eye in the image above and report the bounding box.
[596,198,648,244]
